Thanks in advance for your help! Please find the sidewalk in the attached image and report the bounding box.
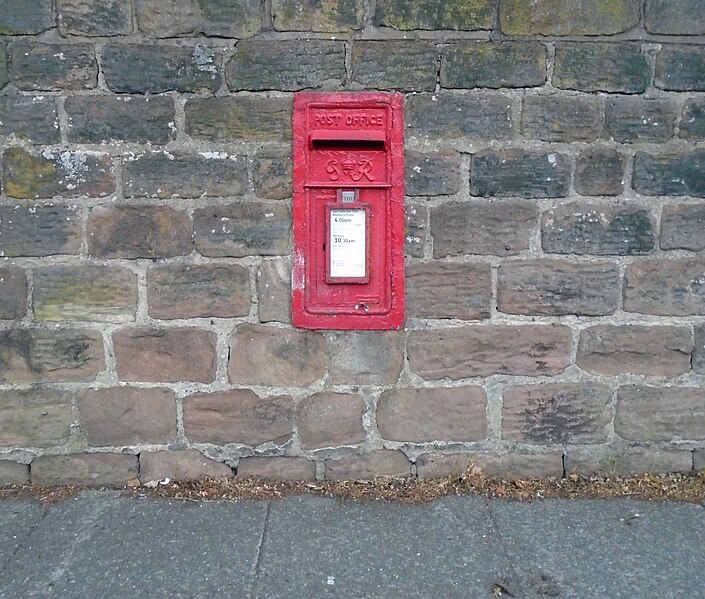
[1,491,703,599]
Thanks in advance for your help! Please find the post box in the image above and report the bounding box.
[292,91,405,330]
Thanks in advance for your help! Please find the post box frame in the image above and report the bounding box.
[292,91,405,330]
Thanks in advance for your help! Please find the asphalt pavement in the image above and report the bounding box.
[0,491,703,598]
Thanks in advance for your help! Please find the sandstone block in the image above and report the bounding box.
[377,386,487,443]
[624,258,705,316]
[405,150,460,196]
[407,262,491,320]
[554,43,648,93]
[57,0,132,36]
[184,389,294,446]
[272,0,364,31]
[616,386,705,442]
[415,453,474,478]
[123,152,247,198]
[0,388,72,447]
[77,387,176,447]
[114,327,217,383]
[497,260,619,316]
[695,450,705,471]
[0,204,82,257]
[694,325,705,374]
[148,264,250,319]
[237,457,315,480]
[253,150,292,200]
[88,206,193,259]
[502,384,611,444]
[441,42,546,89]
[229,324,325,386]
[566,447,693,476]
[0,0,53,34]
[542,203,656,255]
[500,0,639,35]
[656,45,705,91]
[405,93,513,141]
[577,325,692,376]
[135,0,261,38]
[431,201,538,257]
[0,328,104,384]
[328,331,403,385]
[0,96,59,144]
[471,149,571,198]
[0,461,29,484]
[574,149,625,196]
[419,452,564,479]
[140,450,232,483]
[374,0,493,30]
[646,0,705,34]
[351,41,437,92]
[65,96,174,144]
[325,450,410,480]
[4,147,114,199]
[405,203,427,258]
[633,150,705,197]
[408,325,572,380]
[103,44,220,93]
[185,96,292,142]
[0,267,28,320]
[297,392,366,449]
[479,452,565,478]
[10,42,97,91]
[0,43,7,90]
[679,99,705,141]
[257,259,291,324]
[521,95,601,143]
[194,202,290,257]
[604,98,676,143]
[31,453,138,486]
[227,40,345,91]
[33,265,137,322]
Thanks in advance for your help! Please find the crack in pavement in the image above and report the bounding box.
[248,500,271,599]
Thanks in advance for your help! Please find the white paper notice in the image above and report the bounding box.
[330,209,366,278]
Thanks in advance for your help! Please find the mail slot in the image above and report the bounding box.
[292,92,405,330]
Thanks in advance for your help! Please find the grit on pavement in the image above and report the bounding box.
[0,491,704,599]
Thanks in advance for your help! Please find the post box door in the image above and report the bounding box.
[292,92,405,330]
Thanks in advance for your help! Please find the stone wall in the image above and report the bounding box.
[1,0,705,486]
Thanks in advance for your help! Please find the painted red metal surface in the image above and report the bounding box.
[292,91,405,330]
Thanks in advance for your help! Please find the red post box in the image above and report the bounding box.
[292,92,405,330]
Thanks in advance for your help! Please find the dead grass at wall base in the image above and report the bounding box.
[2,467,705,506]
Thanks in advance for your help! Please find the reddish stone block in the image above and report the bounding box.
[140,450,232,483]
[407,262,491,320]
[113,327,217,383]
[0,388,72,448]
[577,325,692,376]
[88,206,193,259]
[148,264,251,319]
[328,331,403,385]
[297,392,366,450]
[325,450,411,480]
[31,453,138,486]
[408,325,572,379]
[184,389,294,446]
[0,461,29,484]
[615,386,705,441]
[377,387,487,442]
[0,329,105,384]
[502,384,611,444]
[229,324,325,386]
[77,387,177,446]
[237,457,316,481]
